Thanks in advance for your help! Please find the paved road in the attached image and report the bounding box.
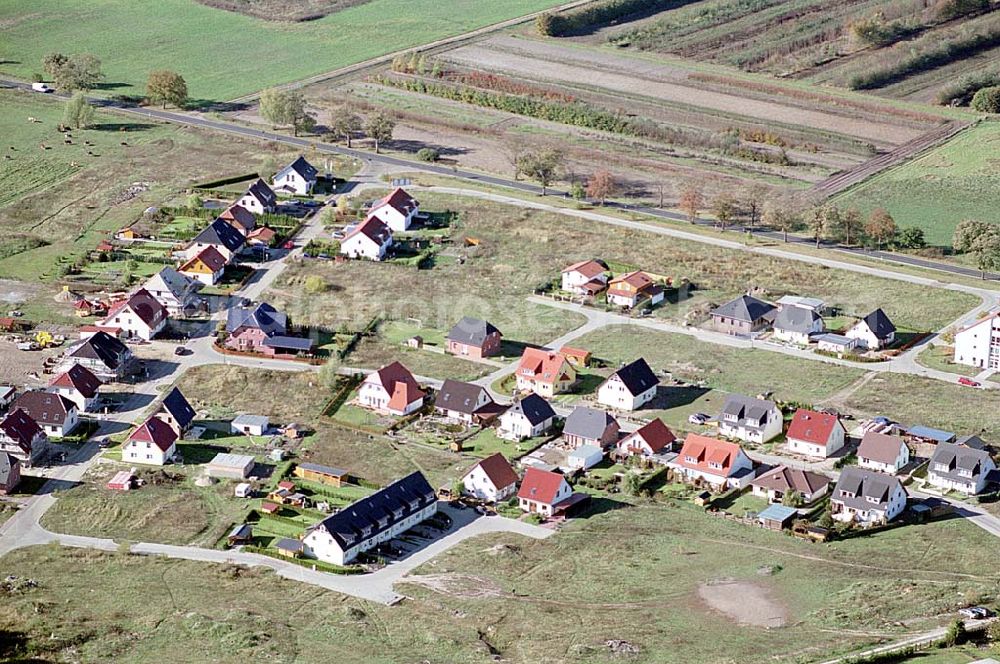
[2,78,996,284]
[815,617,994,664]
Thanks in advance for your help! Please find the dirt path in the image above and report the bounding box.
[817,371,878,409]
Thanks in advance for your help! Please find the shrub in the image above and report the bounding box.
[971,86,1000,112]
[303,275,327,294]
[935,0,989,21]
[540,0,679,37]
[416,147,439,162]
[936,69,1000,106]
[186,193,203,209]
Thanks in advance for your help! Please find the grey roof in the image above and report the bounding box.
[160,387,196,429]
[505,393,555,426]
[833,467,905,512]
[311,471,436,551]
[436,379,492,415]
[720,394,777,430]
[957,434,987,450]
[226,302,287,338]
[193,218,245,253]
[228,523,253,540]
[815,333,853,347]
[208,452,255,469]
[563,406,617,441]
[929,443,994,483]
[233,414,269,428]
[262,335,314,351]
[773,305,821,334]
[711,295,775,323]
[275,537,303,553]
[446,317,501,347]
[280,156,318,182]
[69,331,129,369]
[145,267,200,298]
[0,452,18,488]
[858,308,896,339]
[297,463,348,477]
[608,358,658,396]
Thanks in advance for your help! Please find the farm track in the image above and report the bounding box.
[811,120,971,196]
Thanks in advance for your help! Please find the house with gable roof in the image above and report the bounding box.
[340,216,393,261]
[857,431,910,474]
[219,203,256,237]
[187,218,246,263]
[238,178,277,215]
[515,348,576,398]
[122,417,179,466]
[717,394,783,444]
[367,187,419,232]
[62,331,135,379]
[358,362,425,416]
[153,387,197,435]
[0,409,47,466]
[497,394,556,441]
[179,246,227,286]
[597,358,658,411]
[99,289,168,340]
[446,317,502,359]
[225,302,287,353]
[615,419,677,460]
[831,467,907,525]
[561,260,608,296]
[462,452,519,502]
[607,271,664,308]
[271,156,318,196]
[517,467,573,517]
[563,406,620,449]
[47,363,102,412]
[786,409,846,458]
[669,433,755,489]
[12,392,79,438]
[846,308,896,350]
[710,294,776,336]
[750,465,830,504]
[434,379,498,425]
[953,309,1000,369]
[927,442,997,495]
[142,267,202,315]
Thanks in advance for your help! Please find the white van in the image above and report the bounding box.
[31,82,53,93]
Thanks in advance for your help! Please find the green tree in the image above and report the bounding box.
[840,206,864,246]
[259,88,313,136]
[954,220,1000,278]
[536,12,555,35]
[516,148,562,195]
[623,471,643,496]
[971,86,1000,113]
[52,54,103,92]
[943,619,967,647]
[762,197,800,242]
[146,70,188,109]
[42,53,69,78]
[186,193,203,209]
[711,192,737,231]
[865,207,897,251]
[330,109,362,147]
[895,227,926,249]
[365,113,396,154]
[62,92,95,129]
[781,489,803,507]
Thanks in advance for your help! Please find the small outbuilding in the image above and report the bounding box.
[294,462,350,487]
[757,503,798,531]
[567,444,605,471]
[107,469,135,491]
[205,453,256,480]
[227,523,254,546]
[231,415,269,436]
[275,538,303,558]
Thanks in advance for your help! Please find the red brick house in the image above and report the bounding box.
[446,317,502,359]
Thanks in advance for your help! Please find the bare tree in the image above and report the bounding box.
[679,185,703,222]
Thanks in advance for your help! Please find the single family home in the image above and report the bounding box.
[597,358,658,411]
[563,406,620,449]
[711,294,776,336]
[669,434,755,489]
[272,156,318,196]
[846,308,896,350]
[367,187,419,232]
[47,363,102,413]
[772,305,824,345]
[497,393,556,441]
[358,362,425,416]
[225,302,288,353]
[100,289,168,340]
[926,442,997,495]
[561,260,608,296]
[63,331,135,380]
[461,452,519,503]
[11,392,78,438]
[434,380,497,425]
[750,465,830,504]
[857,431,910,474]
[0,409,47,467]
[340,216,393,261]
[615,419,677,459]
[831,467,907,526]
[607,271,664,308]
[187,218,246,263]
[953,310,1000,369]
[718,394,783,444]
[446,317,502,359]
[517,467,573,517]
[786,409,846,459]
[122,417,178,466]
[218,203,256,236]
[153,387,197,435]
[238,178,277,215]
[179,246,227,286]
[142,267,202,315]
[515,348,576,398]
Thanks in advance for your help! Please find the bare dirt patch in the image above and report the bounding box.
[698,579,789,628]
[405,573,508,599]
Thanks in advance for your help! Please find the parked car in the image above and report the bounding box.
[958,377,981,388]
[959,606,990,619]
[174,345,190,356]
[282,240,295,250]
[688,413,710,425]
[31,82,53,93]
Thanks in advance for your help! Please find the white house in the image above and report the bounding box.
[231,414,269,436]
[954,311,1000,369]
[597,358,658,411]
[358,362,425,416]
[517,467,573,517]
[846,308,896,350]
[238,178,277,215]
[668,433,756,489]
[772,305,823,345]
[340,216,393,261]
[615,419,676,459]
[815,333,858,355]
[785,409,845,459]
[857,431,910,474]
[302,471,437,566]
[717,394,783,444]
[99,289,168,341]
[461,453,518,502]
[497,394,556,441]
[141,267,202,316]
[560,260,608,296]
[0,409,47,467]
[47,364,102,413]
[10,392,79,438]
[434,379,495,425]
[926,442,996,495]
[122,417,179,466]
[271,156,318,196]
[367,187,419,232]
[831,467,907,526]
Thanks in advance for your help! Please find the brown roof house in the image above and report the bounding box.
[358,362,425,416]
[858,431,910,475]
[12,392,79,438]
[48,363,102,413]
[99,288,168,341]
[750,465,831,505]
[0,409,47,467]
[615,419,677,460]
[607,271,664,308]
[461,452,519,503]
[561,260,609,296]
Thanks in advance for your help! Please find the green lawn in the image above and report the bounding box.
[0,0,568,102]
[834,122,1000,246]
[914,344,980,378]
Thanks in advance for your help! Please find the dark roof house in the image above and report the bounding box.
[504,393,556,426]
[11,392,76,429]
[563,406,618,443]
[446,317,501,347]
[226,302,287,338]
[606,358,658,397]
[193,218,245,255]
[436,379,494,416]
[159,387,197,430]
[0,409,43,454]
[712,295,776,323]
[68,331,131,372]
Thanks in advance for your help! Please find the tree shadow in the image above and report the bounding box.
[390,139,470,158]
[91,122,156,132]
[574,496,630,519]
[94,81,131,91]
[176,442,229,464]
[184,99,252,113]
[0,629,54,664]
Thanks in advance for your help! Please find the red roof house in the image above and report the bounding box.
[99,288,168,340]
[786,409,846,459]
[368,187,419,232]
[0,408,46,466]
[669,433,755,489]
[515,348,576,398]
[517,467,572,517]
[48,363,102,412]
[122,417,178,466]
[359,361,426,416]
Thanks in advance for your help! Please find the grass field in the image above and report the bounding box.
[915,344,979,378]
[835,122,1000,246]
[0,0,569,101]
[174,366,331,423]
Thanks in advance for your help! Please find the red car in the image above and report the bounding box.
[282,240,295,250]
[958,377,981,388]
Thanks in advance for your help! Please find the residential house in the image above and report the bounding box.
[446,317,502,359]
[461,452,519,502]
[857,431,910,474]
[367,187,419,232]
[615,419,676,459]
[597,358,658,411]
[927,443,997,495]
[122,417,178,466]
[786,409,846,459]
[563,406,619,449]
[567,444,604,471]
[302,471,437,566]
[358,362,425,416]
[750,465,830,504]
[187,218,245,263]
[668,434,755,489]
[63,331,134,380]
[218,203,256,236]
[231,415,269,436]
[710,295,776,336]
[772,305,824,345]
[153,387,197,435]
[434,379,497,425]
[225,302,287,353]
[142,267,202,315]
[340,216,393,261]
[831,467,907,526]
[497,393,556,441]
[606,271,664,308]
[0,409,46,467]
[179,246,227,286]
[846,308,896,350]
[953,310,1000,369]
[0,452,20,494]
[517,467,573,517]
[271,156,318,196]
[237,178,277,215]
[47,363,102,412]
[561,260,608,296]
[99,289,168,340]
[11,392,78,438]
[515,348,576,398]
[246,226,276,247]
[717,394,783,444]
[776,295,826,313]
